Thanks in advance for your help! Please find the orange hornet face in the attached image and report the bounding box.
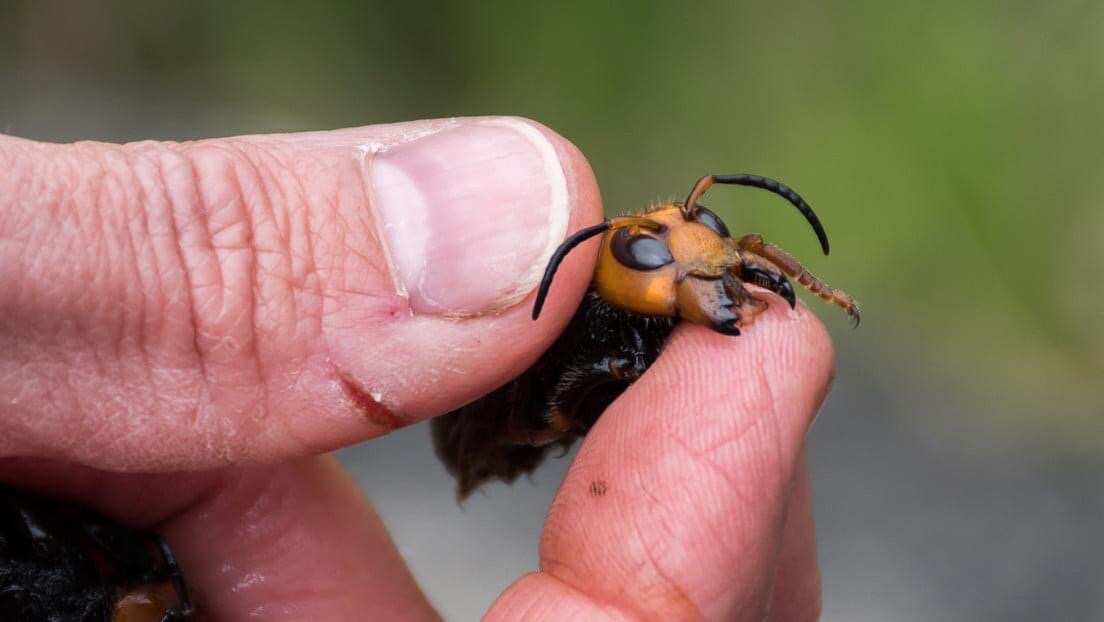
[533,174,860,335]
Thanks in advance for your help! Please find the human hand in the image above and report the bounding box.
[0,117,831,620]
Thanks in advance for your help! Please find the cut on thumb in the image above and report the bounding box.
[0,117,601,470]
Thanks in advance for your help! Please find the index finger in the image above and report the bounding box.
[489,301,834,620]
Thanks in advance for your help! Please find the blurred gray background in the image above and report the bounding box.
[3,1,1102,619]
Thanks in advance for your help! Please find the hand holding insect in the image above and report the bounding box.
[1,118,832,620]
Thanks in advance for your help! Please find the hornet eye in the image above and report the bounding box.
[694,205,730,238]
[610,228,674,270]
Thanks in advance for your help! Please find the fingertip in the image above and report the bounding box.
[647,299,835,436]
[515,116,604,325]
[317,117,603,430]
[533,300,837,620]
[530,117,603,231]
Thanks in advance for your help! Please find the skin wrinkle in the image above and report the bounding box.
[686,413,761,469]
[239,144,327,451]
[227,144,272,429]
[700,340,784,502]
[269,146,327,346]
[752,342,816,622]
[277,153,322,287]
[64,150,119,459]
[771,487,816,619]
[35,151,71,281]
[183,143,277,456]
[294,155,332,347]
[108,151,143,374]
[196,140,333,455]
[261,149,303,343]
[334,211,351,295]
[521,570,638,622]
[630,478,702,621]
[124,149,173,439]
[534,508,596,601]
[768,452,821,622]
[272,159,324,444]
[339,223,390,298]
[131,146,194,397]
[516,573,635,622]
[0,148,60,453]
[0,142,16,228]
[759,456,804,622]
[755,504,791,622]
[693,474,757,574]
[118,149,156,414]
[668,431,749,508]
[74,149,103,323]
[71,150,108,367]
[647,434,769,618]
[157,146,212,432]
[753,361,787,489]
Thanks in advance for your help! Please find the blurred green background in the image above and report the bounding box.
[3,1,1102,619]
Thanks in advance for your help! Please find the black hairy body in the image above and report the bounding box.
[0,484,193,622]
[432,292,674,499]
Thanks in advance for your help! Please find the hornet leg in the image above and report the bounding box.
[737,234,861,325]
[157,536,195,621]
[738,253,796,309]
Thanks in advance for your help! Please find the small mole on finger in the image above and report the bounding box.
[589,480,608,497]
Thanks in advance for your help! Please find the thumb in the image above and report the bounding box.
[0,117,601,470]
